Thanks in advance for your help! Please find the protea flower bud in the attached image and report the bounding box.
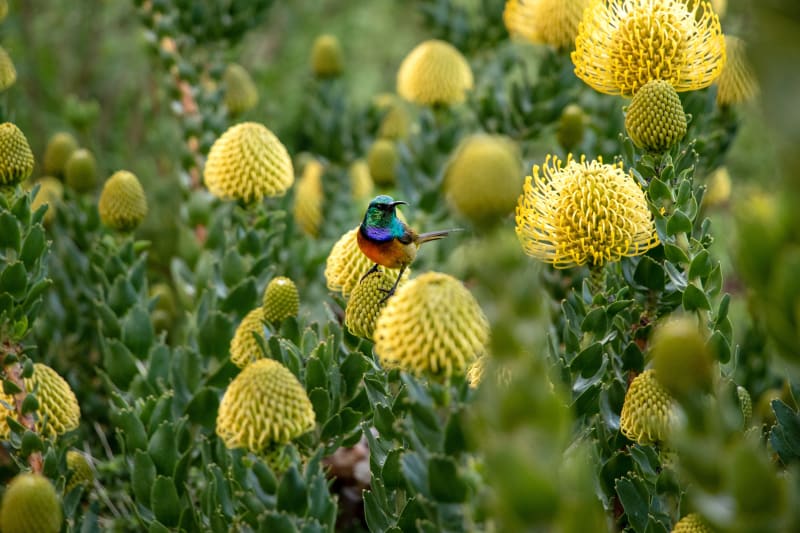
[650,316,714,400]
[98,170,148,231]
[0,46,16,91]
[204,122,293,202]
[230,306,266,369]
[0,474,62,533]
[373,93,410,140]
[556,104,587,151]
[293,159,324,237]
[349,159,373,201]
[367,139,398,187]
[671,513,714,533]
[65,450,94,493]
[397,39,473,106]
[224,63,259,115]
[0,122,35,186]
[310,34,344,78]
[43,132,78,177]
[216,358,315,453]
[0,1,8,23]
[345,269,397,340]
[262,277,299,323]
[625,80,687,152]
[64,148,98,193]
[620,370,674,444]
[31,177,64,226]
[374,272,490,378]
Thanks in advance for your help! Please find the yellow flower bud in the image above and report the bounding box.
[0,122,34,186]
[293,160,324,237]
[310,34,344,78]
[263,277,299,322]
[66,450,94,493]
[31,177,64,226]
[650,316,714,400]
[345,269,397,340]
[230,306,266,369]
[625,80,687,152]
[43,132,78,177]
[0,474,62,533]
[98,170,148,232]
[397,40,473,106]
[224,63,259,115]
[671,513,714,533]
[325,227,407,297]
[620,370,674,445]
[349,159,373,201]
[367,139,398,187]
[556,104,587,151]
[0,46,16,91]
[64,148,98,193]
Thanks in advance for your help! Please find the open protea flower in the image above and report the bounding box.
[572,0,725,96]
[503,0,591,49]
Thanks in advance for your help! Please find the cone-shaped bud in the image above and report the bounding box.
[224,63,259,115]
[556,104,587,151]
[625,80,687,152]
[64,148,97,193]
[620,370,674,444]
[204,122,293,202]
[373,93,411,140]
[325,227,408,297]
[397,39,473,106]
[43,132,78,177]
[230,306,266,369]
[31,177,64,226]
[345,269,398,340]
[0,122,35,185]
[0,474,62,533]
[293,160,324,237]
[650,316,714,400]
[374,272,490,378]
[444,134,522,225]
[349,159,373,201]
[216,358,315,453]
[0,46,16,91]
[367,139,398,187]
[671,513,714,533]
[65,451,94,493]
[263,277,299,322]
[98,170,147,231]
[311,34,344,78]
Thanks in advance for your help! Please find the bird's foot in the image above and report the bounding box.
[360,263,381,283]
[377,287,396,304]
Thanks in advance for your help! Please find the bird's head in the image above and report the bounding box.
[362,195,407,229]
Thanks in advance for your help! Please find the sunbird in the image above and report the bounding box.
[357,195,460,299]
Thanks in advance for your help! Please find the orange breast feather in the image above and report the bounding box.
[357,230,416,268]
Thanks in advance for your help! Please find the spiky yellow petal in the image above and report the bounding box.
[716,36,758,106]
[98,170,148,232]
[216,359,315,453]
[293,160,324,237]
[229,307,266,369]
[397,40,474,106]
[625,79,688,152]
[503,0,591,49]
[0,123,34,186]
[374,272,489,378]
[0,474,62,533]
[515,155,658,268]
[572,0,726,96]
[325,227,408,297]
[204,122,293,202]
[620,370,674,445]
[444,134,522,224]
[263,277,299,322]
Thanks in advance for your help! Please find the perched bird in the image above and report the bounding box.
[357,195,460,299]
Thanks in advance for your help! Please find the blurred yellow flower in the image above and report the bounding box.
[293,159,324,237]
[0,46,16,91]
[31,177,64,226]
[716,35,758,106]
[503,0,591,49]
[515,155,658,268]
[397,39,474,106]
[0,473,62,533]
[223,63,259,115]
[310,34,344,78]
[374,272,489,378]
[229,306,266,369]
[572,0,725,96]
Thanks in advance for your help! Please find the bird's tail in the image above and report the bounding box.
[416,228,463,244]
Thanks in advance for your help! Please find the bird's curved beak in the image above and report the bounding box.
[390,200,408,207]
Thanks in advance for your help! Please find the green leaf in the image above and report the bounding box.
[305,356,327,390]
[108,277,137,315]
[682,284,710,311]
[277,465,308,515]
[571,342,604,378]
[148,421,180,476]
[616,476,650,533]
[20,225,46,269]
[444,410,468,455]
[666,211,692,236]
[122,305,155,358]
[20,430,43,456]
[581,307,608,336]
[103,339,138,389]
[428,456,469,503]
[0,262,27,299]
[221,277,258,313]
[401,452,430,497]
[252,460,278,494]
[770,400,800,464]
[363,490,392,532]
[708,330,731,364]
[320,414,342,441]
[186,388,219,429]
[197,311,234,360]
[648,178,672,206]
[132,450,157,505]
[0,212,20,251]
[688,250,712,279]
[259,512,298,533]
[151,476,181,527]
[340,352,368,398]
[308,388,330,423]
[634,257,665,291]
[663,243,690,265]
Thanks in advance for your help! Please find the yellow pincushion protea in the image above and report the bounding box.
[263,277,299,322]
[349,159,374,201]
[293,159,324,237]
[224,63,259,115]
[572,0,726,96]
[716,36,758,106]
[230,306,266,369]
[503,0,591,49]
[367,139,398,187]
[98,170,148,231]
[0,122,35,186]
[0,46,16,91]
[345,269,400,340]
[373,272,489,378]
[671,513,714,533]
[443,134,522,225]
[216,358,315,453]
[65,450,94,493]
[515,155,658,268]
[204,122,293,202]
[0,474,62,533]
[0,363,80,438]
[620,369,674,444]
[397,39,474,106]
[625,79,688,152]
[43,132,78,177]
[31,177,64,225]
[374,93,411,140]
[325,226,407,297]
[310,34,344,78]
